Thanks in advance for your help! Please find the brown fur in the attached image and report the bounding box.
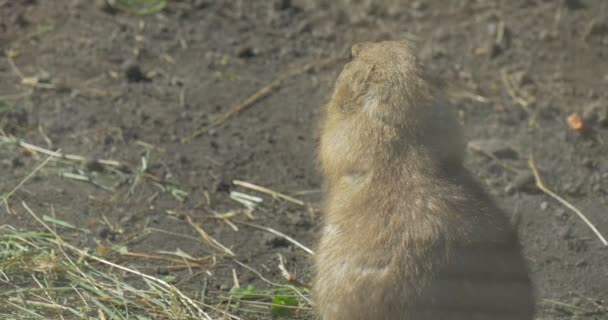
[313,41,535,320]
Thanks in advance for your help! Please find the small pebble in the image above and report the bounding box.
[540,201,549,211]
[236,46,257,58]
[125,65,150,83]
[11,156,24,168]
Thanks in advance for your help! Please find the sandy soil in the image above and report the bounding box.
[1,0,607,319]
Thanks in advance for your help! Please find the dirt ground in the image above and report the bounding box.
[1,0,608,319]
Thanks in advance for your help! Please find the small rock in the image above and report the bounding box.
[266,236,290,248]
[564,0,585,10]
[125,64,150,83]
[192,0,209,9]
[581,157,596,168]
[11,156,23,168]
[468,139,519,159]
[84,160,104,172]
[97,226,116,240]
[273,0,292,10]
[96,0,117,14]
[236,46,257,59]
[540,201,549,211]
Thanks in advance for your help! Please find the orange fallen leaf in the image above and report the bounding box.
[567,112,584,132]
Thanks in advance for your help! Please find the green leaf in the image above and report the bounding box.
[0,100,14,112]
[271,294,298,317]
[109,0,167,15]
[230,284,257,300]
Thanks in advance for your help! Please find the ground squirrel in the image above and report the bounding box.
[313,41,535,320]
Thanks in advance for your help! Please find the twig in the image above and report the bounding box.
[278,254,310,289]
[233,180,305,206]
[467,144,521,173]
[2,149,58,210]
[233,259,281,287]
[6,52,25,79]
[0,136,124,168]
[183,55,344,141]
[186,215,235,256]
[500,68,530,110]
[528,159,607,246]
[236,221,314,255]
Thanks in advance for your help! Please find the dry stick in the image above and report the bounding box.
[6,53,24,79]
[500,68,530,110]
[20,201,214,320]
[2,149,58,211]
[237,221,314,255]
[184,55,344,142]
[467,145,521,173]
[528,159,608,246]
[233,180,305,206]
[0,136,124,168]
[278,254,310,289]
[186,215,235,256]
[120,251,208,268]
[1,137,176,187]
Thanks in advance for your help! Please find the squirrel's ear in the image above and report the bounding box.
[351,64,374,96]
[351,42,366,58]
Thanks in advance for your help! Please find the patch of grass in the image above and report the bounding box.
[0,135,314,319]
[228,284,309,318]
[0,136,189,201]
[0,219,313,319]
[108,0,167,15]
[0,223,214,319]
[0,99,14,113]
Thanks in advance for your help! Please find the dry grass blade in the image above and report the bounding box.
[19,201,215,320]
[183,55,344,141]
[467,143,521,173]
[500,68,531,110]
[0,136,124,168]
[528,159,608,246]
[233,180,305,206]
[2,149,57,209]
[186,215,236,256]
[237,221,314,255]
[278,254,310,289]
